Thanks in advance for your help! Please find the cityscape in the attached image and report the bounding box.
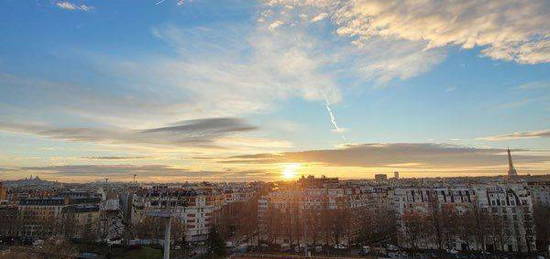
[0,151,549,258]
[1,0,549,259]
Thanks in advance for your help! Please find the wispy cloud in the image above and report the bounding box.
[14,164,275,182]
[0,118,258,149]
[310,12,328,23]
[258,2,447,84]
[222,143,550,169]
[82,156,151,160]
[517,81,550,90]
[445,86,457,92]
[263,0,550,64]
[56,1,93,11]
[268,20,284,31]
[478,129,550,141]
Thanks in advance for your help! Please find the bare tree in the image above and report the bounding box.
[357,206,398,246]
[534,204,550,254]
[401,211,431,251]
[36,236,78,259]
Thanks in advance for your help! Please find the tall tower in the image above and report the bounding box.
[507,148,518,177]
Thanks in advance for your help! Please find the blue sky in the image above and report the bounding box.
[0,0,549,182]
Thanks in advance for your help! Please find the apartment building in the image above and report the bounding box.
[17,195,101,238]
[134,185,226,242]
[393,183,536,253]
[527,181,550,207]
[473,183,536,252]
[258,177,391,246]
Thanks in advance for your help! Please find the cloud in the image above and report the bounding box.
[268,20,284,31]
[0,5,448,139]
[258,2,447,84]
[0,118,259,149]
[445,86,457,92]
[56,1,93,11]
[141,118,256,134]
[478,129,550,141]
[311,13,328,22]
[222,143,550,169]
[263,0,550,64]
[15,164,275,182]
[82,156,151,160]
[0,19,343,129]
[517,81,550,90]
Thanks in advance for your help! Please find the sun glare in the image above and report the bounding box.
[282,163,301,180]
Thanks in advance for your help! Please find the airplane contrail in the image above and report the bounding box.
[155,0,168,5]
[323,94,347,141]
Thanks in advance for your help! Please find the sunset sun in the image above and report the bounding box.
[282,163,301,180]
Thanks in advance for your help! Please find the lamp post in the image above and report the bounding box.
[163,216,172,259]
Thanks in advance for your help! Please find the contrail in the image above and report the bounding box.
[323,94,347,141]
[155,0,168,5]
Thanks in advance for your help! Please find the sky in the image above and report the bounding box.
[0,0,549,182]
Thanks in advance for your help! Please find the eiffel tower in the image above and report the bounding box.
[507,148,518,177]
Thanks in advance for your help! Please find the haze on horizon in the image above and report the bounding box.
[0,0,549,183]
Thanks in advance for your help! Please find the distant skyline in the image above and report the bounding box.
[0,0,549,182]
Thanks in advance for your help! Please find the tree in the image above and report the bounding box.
[303,208,323,246]
[262,206,283,244]
[462,200,490,251]
[133,216,185,244]
[439,205,460,250]
[357,206,398,246]
[486,210,508,251]
[36,236,78,259]
[207,226,226,257]
[427,193,444,250]
[170,218,187,245]
[534,204,550,253]
[59,212,78,239]
[400,211,432,251]
[134,216,164,240]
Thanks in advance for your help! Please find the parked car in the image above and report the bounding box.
[386,244,399,251]
[32,239,44,247]
[334,243,347,249]
[280,243,291,251]
[446,248,459,254]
